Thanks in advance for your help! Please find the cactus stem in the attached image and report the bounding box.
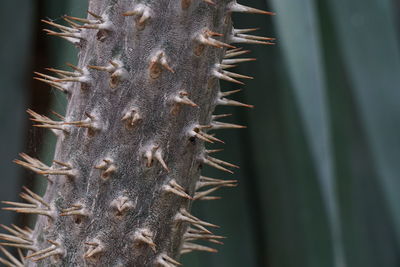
[162,179,192,200]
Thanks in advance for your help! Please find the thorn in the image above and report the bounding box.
[224,49,251,59]
[41,19,79,33]
[173,91,198,107]
[212,69,244,85]
[207,156,239,169]
[222,58,256,65]
[174,208,219,229]
[94,158,116,179]
[210,121,246,130]
[196,29,235,49]
[0,246,24,267]
[84,239,104,259]
[25,240,63,262]
[121,108,142,128]
[201,157,234,174]
[133,228,156,251]
[2,187,54,219]
[194,186,222,200]
[60,203,89,217]
[205,149,224,154]
[149,51,174,78]
[233,28,260,34]
[219,89,242,97]
[33,74,70,93]
[89,60,128,88]
[227,2,276,15]
[110,196,135,216]
[212,114,232,120]
[184,227,226,244]
[27,109,69,134]
[123,4,153,28]
[63,112,100,132]
[181,242,218,254]
[217,93,254,108]
[235,33,276,41]
[154,149,170,172]
[43,28,83,40]
[155,253,181,267]
[42,28,81,44]
[221,70,253,80]
[163,180,192,200]
[189,126,224,144]
[144,145,169,172]
[195,176,238,191]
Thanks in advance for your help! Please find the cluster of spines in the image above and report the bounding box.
[0,1,274,266]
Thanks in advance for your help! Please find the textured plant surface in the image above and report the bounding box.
[0,0,274,266]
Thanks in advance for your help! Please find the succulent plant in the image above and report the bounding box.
[0,0,274,266]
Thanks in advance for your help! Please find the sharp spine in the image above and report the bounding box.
[227,2,276,15]
[84,239,104,259]
[149,51,174,78]
[60,203,89,217]
[174,208,219,229]
[89,59,128,88]
[0,246,24,267]
[180,241,218,254]
[143,144,170,172]
[94,158,117,179]
[121,108,142,127]
[196,29,234,49]
[123,4,153,28]
[162,179,192,200]
[155,253,181,267]
[110,196,135,216]
[26,240,63,262]
[2,187,55,219]
[132,228,156,251]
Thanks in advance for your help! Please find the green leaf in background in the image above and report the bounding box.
[267,0,345,266]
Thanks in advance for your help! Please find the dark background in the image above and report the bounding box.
[1,0,400,266]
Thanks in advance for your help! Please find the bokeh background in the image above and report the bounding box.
[1,0,400,266]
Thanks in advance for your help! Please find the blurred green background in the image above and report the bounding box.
[1,0,400,266]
